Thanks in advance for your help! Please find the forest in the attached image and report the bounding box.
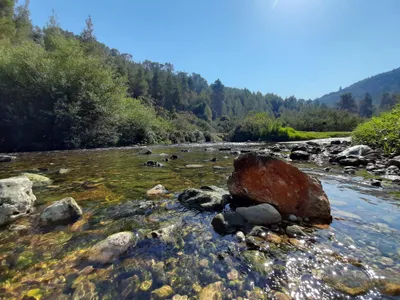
[0,1,399,152]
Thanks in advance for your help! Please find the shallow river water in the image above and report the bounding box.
[0,143,399,299]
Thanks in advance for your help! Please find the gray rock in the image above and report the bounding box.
[149,223,179,243]
[387,165,400,175]
[339,157,365,167]
[39,197,82,225]
[211,212,246,234]
[286,225,307,238]
[138,147,152,155]
[144,161,163,167]
[0,176,36,226]
[387,156,400,168]
[20,173,52,187]
[178,186,231,211]
[107,200,156,220]
[0,155,16,163]
[288,214,298,222]
[290,150,310,160]
[236,203,282,225]
[337,145,372,157]
[366,163,375,171]
[147,184,168,196]
[87,232,137,264]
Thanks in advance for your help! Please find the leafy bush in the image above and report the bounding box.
[352,106,400,154]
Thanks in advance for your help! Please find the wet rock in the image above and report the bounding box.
[339,157,366,166]
[181,149,190,152]
[286,225,306,238]
[170,155,179,160]
[87,232,137,264]
[147,184,168,196]
[138,147,152,155]
[198,281,224,300]
[20,173,52,187]
[235,231,246,242]
[140,280,153,291]
[236,203,282,225]
[39,197,82,225]
[290,151,310,161]
[178,186,231,211]
[0,155,16,162]
[370,179,382,187]
[387,156,400,168]
[272,291,291,300]
[211,158,217,162]
[288,214,298,222]
[374,169,387,176]
[72,280,98,300]
[212,212,246,234]
[324,167,331,172]
[377,281,400,296]
[151,285,173,299]
[149,223,179,242]
[337,145,372,157]
[228,153,331,223]
[219,147,232,151]
[144,161,163,167]
[387,165,400,175]
[242,250,273,275]
[344,168,356,175]
[230,150,241,155]
[366,163,375,171]
[205,148,214,152]
[0,176,36,226]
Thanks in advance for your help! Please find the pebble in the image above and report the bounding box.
[235,231,245,243]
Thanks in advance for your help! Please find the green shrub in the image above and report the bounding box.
[352,106,400,154]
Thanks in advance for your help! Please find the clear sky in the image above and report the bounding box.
[29,0,400,100]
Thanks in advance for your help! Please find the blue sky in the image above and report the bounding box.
[29,0,400,100]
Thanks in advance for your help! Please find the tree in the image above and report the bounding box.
[13,0,32,43]
[380,92,399,111]
[210,79,225,118]
[0,0,15,42]
[359,93,373,118]
[81,15,95,42]
[337,93,358,113]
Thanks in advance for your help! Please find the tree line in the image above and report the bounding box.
[0,1,372,152]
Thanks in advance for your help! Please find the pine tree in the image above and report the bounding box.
[359,93,373,118]
[337,93,358,113]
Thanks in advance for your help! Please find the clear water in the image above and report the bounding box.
[0,144,399,299]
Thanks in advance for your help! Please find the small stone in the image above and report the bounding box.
[79,266,94,275]
[172,295,188,300]
[147,184,168,196]
[272,291,291,300]
[151,285,173,299]
[265,232,282,244]
[370,179,382,187]
[286,225,307,238]
[380,257,394,266]
[0,155,16,163]
[185,164,204,168]
[58,168,70,174]
[377,281,400,296]
[140,280,153,291]
[235,231,246,243]
[138,147,152,155]
[192,282,202,293]
[199,258,209,268]
[227,269,239,280]
[212,212,245,234]
[288,214,298,222]
[290,150,310,160]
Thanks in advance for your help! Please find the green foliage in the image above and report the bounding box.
[352,106,400,154]
[358,93,373,118]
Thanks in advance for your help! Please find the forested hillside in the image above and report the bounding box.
[315,67,400,106]
[0,1,363,152]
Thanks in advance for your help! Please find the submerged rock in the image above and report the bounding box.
[147,184,168,196]
[211,212,246,234]
[323,267,372,296]
[0,155,16,162]
[178,186,231,211]
[242,250,273,275]
[107,200,156,220]
[286,225,307,238]
[0,176,36,226]
[236,203,281,225]
[39,197,82,225]
[20,173,52,187]
[198,281,224,300]
[151,285,173,299]
[228,153,331,223]
[87,232,137,264]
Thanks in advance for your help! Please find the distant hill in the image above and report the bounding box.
[315,67,400,106]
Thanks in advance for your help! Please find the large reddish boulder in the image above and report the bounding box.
[228,153,332,223]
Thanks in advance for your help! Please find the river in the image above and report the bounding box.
[0,143,399,299]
